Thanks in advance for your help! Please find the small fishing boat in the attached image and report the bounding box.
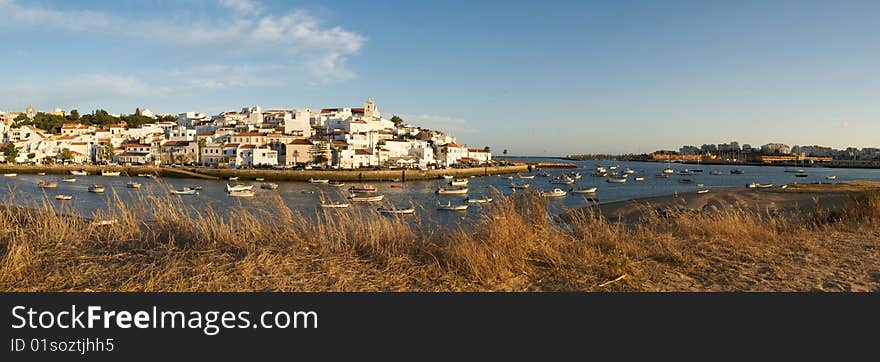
[37,172,46,176]
[624,169,636,174]
[696,189,709,194]
[229,190,255,197]
[348,185,377,193]
[320,201,350,208]
[88,185,105,193]
[826,175,837,180]
[226,183,254,192]
[607,177,627,184]
[171,188,199,195]
[261,182,279,190]
[55,195,73,201]
[756,183,774,188]
[349,194,384,202]
[509,183,531,189]
[188,185,203,190]
[437,187,468,195]
[634,177,645,181]
[126,181,141,189]
[70,170,88,176]
[662,168,675,174]
[678,169,693,176]
[91,219,118,226]
[595,166,607,173]
[255,177,265,181]
[377,206,416,215]
[437,201,468,211]
[591,172,608,177]
[137,173,150,177]
[328,180,345,187]
[38,181,58,189]
[439,175,454,180]
[695,183,705,187]
[569,172,582,180]
[449,179,468,186]
[62,177,77,183]
[3,173,17,177]
[609,165,619,170]
[730,169,744,175]
[550,177,575,185]
[795,173,808,178]
[518,174,535,179]
[541,188,567,197]
[101,170,121,176]
[571,187,598,194]
[390,184,403,188]
[310,178,330,184]
[710,170,724,175]
[466,197,493,204]
[228,176,239,181]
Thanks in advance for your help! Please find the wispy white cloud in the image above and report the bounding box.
[0,0,365,85]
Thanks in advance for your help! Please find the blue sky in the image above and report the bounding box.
[1,0,879,155]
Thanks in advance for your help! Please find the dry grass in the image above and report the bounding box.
[1,188,878,292]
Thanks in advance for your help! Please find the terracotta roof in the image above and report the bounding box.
[354,149,372,155]
[163,141,190,146]
[290,139,313,145]
[239,144,256,149]
[444,143,464,148]
[351,108,365,114]
[119,152,150,157]
[468,148,488,153]
[321,108,341,114]
[233,131,264,137]
[70,142,88,145]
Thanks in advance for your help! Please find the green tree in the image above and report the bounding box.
[313,154,329,165]
[59,148,74,162]
[390,115,403,127]
[175,154,189,164]
[2,143,19,163]
[197,138,207,164]
[13,113,28,123]
[100,142,115,163]
[67,109,80,121]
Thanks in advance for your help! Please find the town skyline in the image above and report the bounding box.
[2,0,880,154]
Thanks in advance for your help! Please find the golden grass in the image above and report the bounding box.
[0,188,878,292]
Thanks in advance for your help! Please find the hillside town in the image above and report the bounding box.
[0,99,493,170]
[646,141,880,168]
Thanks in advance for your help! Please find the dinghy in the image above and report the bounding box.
[377,206,415,215]
[320,202,350,209]
[70,170,88,176]
[171,188,199,195]
[88,185,105,193]
[466,197,493,204]
[228,190,255,197]
[437,201,468,211]
[541,188,567,197]
[38,181,58,189]
[437,187,468,195]
[226,183,254,192]
[101,170,121,176]
[310,179,330,184]
[571,187,597,194]
[55,195,73,201]
[349,194,384,202]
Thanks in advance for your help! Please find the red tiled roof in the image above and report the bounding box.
[119,152,149,157]
[233,131,264,137]
[290,139,313,145]
[239,144,256,149]
[351,108,365,113]
[354,149,372,155]
[163,141,190,146]
[444,143,464,148]
[468,148,488,153]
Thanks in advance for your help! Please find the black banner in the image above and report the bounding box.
[1,293,876,360]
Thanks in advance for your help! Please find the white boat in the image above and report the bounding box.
[826,175,837,180]
[439,175,454,180]
[784,168,805,173]
[137,173,150,177]
[348,185,378,193]
[695,183,705,187]
[229,190,255,197]
[377,206,415,215]
[756,183,774,188]
[228,176,239,181]
[609,165,619,170]
[437,201,468,211]
[38,181,58,188]
[3,173,17,177]
[677,169,693,175]
[101,170,121,176]
[126,181,141,189]
[88,185,105,193]
[329,181,345,187]
[541,188,567,197]
[310,178,330,184]
[226,183,254,192]
[624,169,636,174]
[437,187,468,195]
[595,166,607,173]
[607,177,627,184]
[349,194,384,202]
[509,183,531,189]
[466,197,493,204]
[55,195,73,201]
[261,182,279,190]
[320,202,350,208]
[571,187,598,194]
[634,177,645,181]
[91,219,118,226]
[696,189,709,194]
[449,179,469,186]
[255,177,265,181]
[171,189,199,195]
[662,168,675,174]
[710,170,723,175]
[70,170,88,176]
[518,175,535,179]
[62,177,77,183]
[550,177,575,185]
[37,172,46,176]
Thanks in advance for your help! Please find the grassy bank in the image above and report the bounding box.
[0,164,530,182]
[1,183,878,292]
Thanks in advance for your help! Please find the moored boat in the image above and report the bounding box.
[541,188,567,197]
[70,170,88,176]
[55,195,73,201]
[696,189,709,194]
[320,201,350,208]
[449,179,468,186]
[518,174,535,179]
[38,181,58,189]
[62,177,77,183]
[310,178,330,184]
[3,173,17,177]
[826,175,837,180]
[710,170,724,175]
[571,187,598,194]
[466,197,493,204]
[126,181,141,189]
[634,177,645,181]
[37,172,46,176]
[226,183,254,192]
[550,177,575,185]
[171,188,199,195]
[228,190,255,197]
[509,183,531,189]
[101,170,121,176]
[607,177,627,184]
[228,176,239,181]
[88,185,105,193]
[437,201,468,211]
[795,173,808,178]
[377,206,416,215]
[349,194,384,202]
[328,180,345,187]
[436,187,468,195]
[348,185,377,193]
[261,182,279,190]
[440,175,454,179]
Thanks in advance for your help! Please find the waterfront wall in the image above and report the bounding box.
[0,164,530,182]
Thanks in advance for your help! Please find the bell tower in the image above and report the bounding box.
[364,97,379,119]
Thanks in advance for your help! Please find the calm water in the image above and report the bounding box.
[4,158,880,224]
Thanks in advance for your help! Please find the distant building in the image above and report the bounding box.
[761,143,791,155]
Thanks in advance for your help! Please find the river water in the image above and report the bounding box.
[3,158,880,225]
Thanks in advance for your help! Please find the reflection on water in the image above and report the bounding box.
[3,158,880,225]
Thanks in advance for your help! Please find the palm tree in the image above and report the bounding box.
[293,150,300,165]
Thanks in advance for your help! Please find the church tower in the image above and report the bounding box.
[364,98,379,119]
[25,105,36,119]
